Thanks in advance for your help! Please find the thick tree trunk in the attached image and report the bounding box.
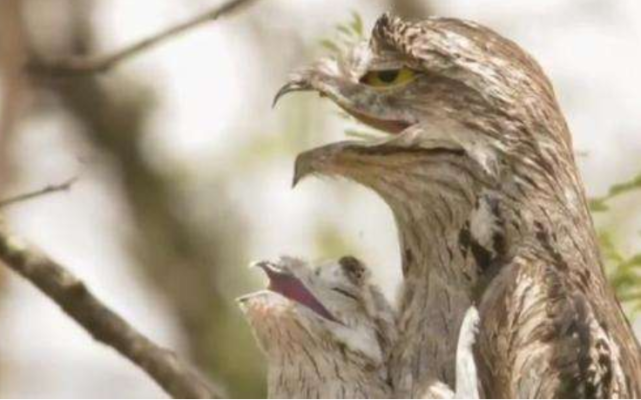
[0,0,31,392]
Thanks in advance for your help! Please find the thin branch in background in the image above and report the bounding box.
[0,177,78,209]
[26,0,258,77]
[0,222,221,399]
[590,172,641,212]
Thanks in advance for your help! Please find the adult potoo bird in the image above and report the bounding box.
[275,14,641,398]
[238,256,397,398]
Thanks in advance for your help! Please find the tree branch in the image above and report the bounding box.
[0,177,78,209]
[27,0,258,77]
[0,221,221,398]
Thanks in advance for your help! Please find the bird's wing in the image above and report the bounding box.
[476,255,635,398]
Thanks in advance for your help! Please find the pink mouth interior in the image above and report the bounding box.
[263,267,339,323]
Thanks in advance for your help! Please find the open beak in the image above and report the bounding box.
[274,76,410,135]
[249,261,340,324]
[273,69,429,188]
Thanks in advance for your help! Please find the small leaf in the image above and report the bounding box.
[337,24,355,38]
[610,272,638,293]
[320,39,341,54]
[599,232,625,264]
[589,172,641,213]
[350,11,364,37]
[589,198,609,212]
[623,254,641,268]
[609,173,641,197]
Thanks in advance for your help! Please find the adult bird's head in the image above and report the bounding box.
[276,14,577,206]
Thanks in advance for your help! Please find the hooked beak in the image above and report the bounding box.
[272,79,314,108]
[292,141,365,187]
[274,75,411,135]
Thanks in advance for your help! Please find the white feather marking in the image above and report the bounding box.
[469,195,498,250]
[455,306,480,399]
[585,312,625,396]
[423,381,454,399]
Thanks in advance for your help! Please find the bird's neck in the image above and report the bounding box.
[388,186,479,396]
[379,148,601,396]
[362,153,484,396]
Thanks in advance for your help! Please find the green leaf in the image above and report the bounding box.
[589,198,609,213]
[591,172,641,211]
[622,254,641,268]
[599,232,625,264]
[350,11,364,37]
[319,39,341,54]
[336,24,355,38]
[610,272,638,293]
[317,12,366,58]
[608,173,641,197]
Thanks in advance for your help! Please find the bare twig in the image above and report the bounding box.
[27,0,258,77]
[0,177,78,209]
[0,222,221,398]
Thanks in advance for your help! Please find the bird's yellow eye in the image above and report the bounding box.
[360,67,417,88]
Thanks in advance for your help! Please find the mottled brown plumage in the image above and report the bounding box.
[238,256,396,398]
[239,256,482,399]
[276,14,641,398]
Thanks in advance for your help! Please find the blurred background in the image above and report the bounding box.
[1,0,641,397]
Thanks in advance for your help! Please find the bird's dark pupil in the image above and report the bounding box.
[377,69,400,83]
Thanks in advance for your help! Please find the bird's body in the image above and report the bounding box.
[277,14,641,398]
[252,303,391,399]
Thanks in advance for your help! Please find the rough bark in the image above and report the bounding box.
[0,0,31,390]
